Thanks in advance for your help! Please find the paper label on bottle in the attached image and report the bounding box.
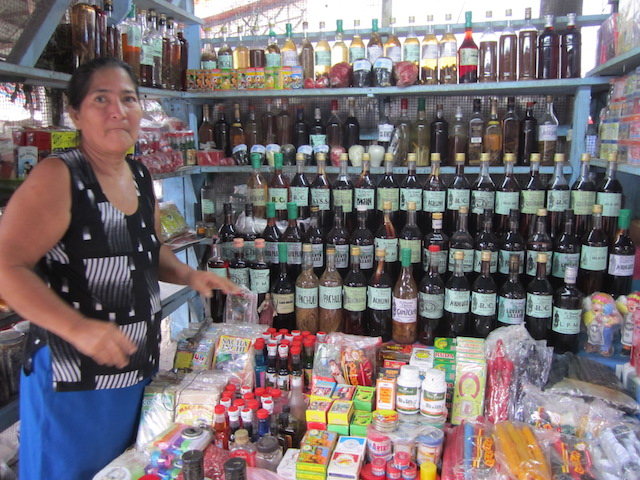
[333,189,354,213]
[282,50,299,66]
[473,250,498,273]
[287,242,303,265]
[311,188,331,211]
[376,237,398,263]
[459,48,478,67]
[249,188,267,207]
[349,47,366,63]
[152,38,163,58]
[571,190,596,216]
[400,188,423,211]
[229,267,250,289]
[538,124,558,142]
[334,244,350,269]
[498,297,526,325]
[368,286,391,311]
[310,134,327,147]
[355,188,375,210]
[447,188,470,211]
[498,249,525,275]
[449,248,474,273]
[219,53,233,69]
[202,199,215,215]
[386,46,402,63]
[367,45,383,63]
[273,292,295,314]
[403,44,420,63]
[290,186,309,207]
[251,144,267,154]
[495,191,520,216]
[520,190,546,215]
[250,269,270,294]
[526,293,552,319]
[377,188,400,211]
[392,296,418,323]
[141,45,154,66]
[296,286,318,309]
[357,244,375,270]
[422,44,439,60]
[608,254,635,276]
[221,242,235,262]
[552,307,581,334]
[546,189,570,212]
[208,266,228,279]
[378,124,394,143]
[244,241,256,262]
[423,190,446,212]
[597,192,622,217]
[311,243,324,268]
[396,384,420,413]
[525,249,552,276]
[202,60,218,69]
[233,144,247,155]
[344,286,367,311]
[315,50,331,67]
[298,145,313,156]
[552,252,580,278]
[444,289,470,314]
[319,285,342,309]
[266,52,281,67]
[400,238,422,264]
[471,292,497,316]
[471,190,496,214]
[420,292,444,319]
[269,187,288,210]
[265,242,280,265]
[127,26,142,48]
[580,245,608,271]
[424,248,448,274]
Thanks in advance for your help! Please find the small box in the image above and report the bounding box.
[378,367,401,379]
[265,67,280,89]
[328,400,354,426]
[380,344,413,364]
[306,422,327,431]
[332,384,356,401]
[186,69,199,90]
[327,424,349,435]
[253,67,265,89]
[334,436,366,455]
[353,386,375,412]
[375,376,396,411]
[310,380,336,401]
[51,130,78,152]
[327,451,363,480]
[296,472,326,480]
[349,411,372,436]
[297,444,331,473]
[410,347,435,378]
[301,429,338,449]
[278,448,300,480]
[306,400,332,424]
[220,69,232,89]
[280,66,293,89]
[211,69,222,90]
[16,146,38,178]
[289,65,303,89]
[382,359,407,369]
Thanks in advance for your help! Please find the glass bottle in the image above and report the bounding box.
[391,98,411,166]
[571,153,597,239]
[473,210,499,281]
[497,254,526,328]
[343,246,367,335]
[276,98,292,147]
[355,156,377,230]
[326,99,343,150]
[148,10,164,88]
[518,7,537,81]
[449,106,468,164]
[295,244,319,334]
[606,209,636,297]
[262,99,277,146]
[349,20,366,63]
[423,212,449,276]
[213,405,230,449]
[315,21,331,78]
[218,25,233,70]
[214,105,231,157]
[230,429,257,467]
[367,247,392,341]
[199,104,215,150]
[177,23,189,91]
[282,202,303,280]
[498,209,525,282]
[520,154,545,238]
[264,202,282,275]
[375,201,399,281]
[578,204,608,296]
[269,153,290,222]
[404,16,420,66]
[300,21,314,80]
[519,102,538,166]
[290,154,310,220]
[458,11,478,83]
[400,154,422,227]
[470,154,496,235]
[333,154,354,232]
[327,206,350,278]
[419,245,445,345]
[525,208,553,278]
[468,99,484,165]
[449,206,475,275]
[201,173,216,224]
[309,108,327,150]
[538,96,558,165]
[272,243,296,331]
[377,98,394,151]
[377,154,400,226]
[561,13,581,79]
[411,98,430,166]
[439,13,458,85]
[384,18,402,64]
[251,239,271,308]
[597,153,623,245]
[166,17,182,90]
[550,266,583,354]
[139,9,153,87]
[207,239,228,323]
[249,25,266,68]
[499,9,517,82]
[445,154,471,235]
[444,250,471,337]
[430,104,449,164]
[230,103,246,151]
[229,238,250,289]
[471,251,498,338]
[293,106,309,150]
[310,153,332,231]
[547,153,571,240]
[281,23,299,67]
[525,252,553,341]
[266,22,281,68]
[421,15,439,85]
[495,153,520,233]
[233,25,249,69]
[478,11,498,83]
[343,97,360,150]
[483,98,502,164]
[242,203,259,262]
[393,248,418,344]
[400,201,424,284]
[502,97,520,159]
[304,206,325,278]
[104,0,121,61]
[318,248,343,332]
[219,202,237,262]
[119,3,139,74]
[538,14,559,80]
[422,155,446,227]
[551,210,581,291]
[351,206,375,279]
[332,19,349,66]
[367,18,384,65]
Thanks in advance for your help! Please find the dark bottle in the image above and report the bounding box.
[571,153,597,239]
[483,98,502,165]
[249,25,266,68]
[444,250,471,337]
[422,154,447,228]
[343,97,360,150]
[497,254,526,328]
[271,243,296,331]
[230,103,246,152]
[399,154,423,227]
[419,245,445,345]
[430,104,449,164]
[247,152,269,219]
[606,209,636,296]
[251,238,271,308]
[498,209,525,284]
[525,252,553,341]
[550,266,583,354]
[367,247,393,341]
[318,248,343,333]
[597,153,623,246]
[502,97,520,159]
[264,202,282,277]
[560,13,581,79]
[293,106,309,149]
[229,238,250,290]
[423,212,449,276]
[276,98,293,147]
[343,246,367,335]
[400,201,424,285]
[470,154,495,235]
[354,156,377,231]
[471,250,498,338]
[199,104,215,150]
[242,203,259,262]
[495,153,521,234]
[304,206,325,278]
[448,106,468,164]
[262,98,277,145]
[219,202,238,262]
[449,205,475,277]
[473,210,499,283]
[327,206,350,279]
[207,239,228,323]
[201,173,216,224]
[269,153,290,222]
[518,102,538,166]
[458,11,478,83]
[245,105,260,149]
[412,98,430,166]
[277,344,291,391]
[578,204,608,296]
[547,153,571,240]
[551,210,581,291]
[309,108,327,150]
[468,99,484,165]
[333,154,355,233]
[351,206,375,279]
[310,153,332,231]
[445,154,471,235]
[214,105,231,157]
[290,154,310,221]
[520,155,546,239]
[377,154,400,227]
[525,208,553,279]
[375,201,399,282]
[538,14,559,80]
[377,98,394,151]
[281,202,303,281]
[326,99,343,149]
[265,342,278,388]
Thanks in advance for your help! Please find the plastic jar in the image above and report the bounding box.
[415,427,444,466]
[255,435,282,472]
[396,365,421,414]
[420,368,446,418]
[366,424,393,462]
[372,410,399,432]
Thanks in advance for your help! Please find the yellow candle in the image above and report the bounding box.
[420,461,437,480]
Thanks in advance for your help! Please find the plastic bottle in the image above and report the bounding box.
[419,368,446,418]
[229,429,257,467]
[395,365,421,414]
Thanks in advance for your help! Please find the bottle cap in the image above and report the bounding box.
[251,153,262,168]
[266,202,276,218]
[287,202,298,219]
[458,206,468,214]
[270,388,282,399]
[504,153,516,163]
[278,242,288,263]
[407,153,417,163]
[375,247,386,258]
[565,266,578,283]
[351,246,361,256]
[254,387,266,397]
[357,205,368,213]
[399,364,420,381]
[580,153,591,162]
[255,238,265,249]
[428,245,440,253]
[553,153,564,163]
[454,251,464,261]
[537,253,548,263]
[225,383,237,392]
[394,451,411,469]
[592,204,603,214]
[296,153,305,162]
[433,212,443,220]
[481,250,491,262]
[303,243,313,253]
[232,399,244,409]
[256,435,280,453]
[248,399,260,410]
[243,392,255,400]
[608,152,618,163]
[257,408,269,420]
[214,404,226,415]
[274,152,284,169]
[362,153,371,161]
[407,201,416,211]
[233,237,244,248]
[480,153,490,162]
[384,153,394,162]
[234,429,249,444]
[383,201,392,211]
[455,153,466,163]
[536,208,547,216]
[340,153,349,161]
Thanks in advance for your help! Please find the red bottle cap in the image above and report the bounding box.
[243,392,255,400]
[257,408,269,420]
[279,328,289,335]
[214,404,226,415]
[307,335,317,343]
[290,346,301,355]
[303,338,315,348]
[292,330,301,336]
[254,387,266,397]
[428,245,441,253]
[270,389,282,399]
[301,331,311,337]
[233,399,245,408]
[228,405,239,415]
[267,328,277,334]
[225,384,237,392]
[248,399,260,410]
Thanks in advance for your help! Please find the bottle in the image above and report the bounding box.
[551,210,581,291]
[229,238,250,289]
[400,154,423,227]
[499,9,517,82]
[520,154,545,238]
[309,108,327,150]
[391,98,412,165]
[458,11,478,83]
[139,10,153,87]
[218,26,233,70]
[597,153,623,245]
[606,209,636,296]
[266,22,281,68]
[326,206,350,278]
[439,13,458,85]
[299,21,314,80]
[326,99,343,150]
[471,251,498,338]
[470,154,496,235]
[176,22,190,91]
[282,202,303,280]
[242,203,259,262]
[367,247,393,341]
[538,14,559,80]
[228,405,242,441]
[351,206,375,279]
[422,155,446,227]
[207,239,228,323]
[343,97,360,151]
[343,246,368,335]
[304,206,325,278]
[502,97,520,158]
[547,153,571,240]
[400,202,424,284]
[281,23,299,67]
[550,266,583,354]
[444,250,471,337]
[290,154,310,220]
[445,154,471,235]
[367,19,384,65]
[302,339,315,392]
[315,21,331,78]
[375,201,399,281]
[384,18,402,64]
[264,202,282,274]
[430,104,449,164]
[219,203,237,262]
[518,7,537,80]
[269,153,290,222]
[332,19,349,66]
[396,365,421,414]
[252,239,270,308]
[473,210,499,280]
[355,156,376,230]
[525,252,553,340]
[265,343,278,388]
[213,405,230,449]
[478,11,498,83]
[199,104,215,150]
[495,153,521,233]
[233,25,249,69]
[349,20,366,63]
[423,212,450,276]
[498,209,525,282]
[333,154,354,232]
[419,245,445,345]
[104,0,121,61]
[483,98,502,164]
[404,16,420,66]
[448,106,468,163]
[230,429,257,467]
[538,96,559,165]
[214,105,231,157]
[146,10,164,88]
[393,248,419,344]
[276,99,292,147]
[272,243,296,331]
[166,17,182,90]
[421,15,439,84]
[319,248,343,332]
[449,206,475,275]
[277,343,291,391]
[497,254,526,328]
[411,98,430,166]
[262,99,277,145]
[119,4,139,73]
[468,99,484,165]
[201,173,216,224]
[561,13,581,78]
[377,98,394,151]
[230,103,246,152]
[377,154,400,226]
[579,204,609,295]
[310,153,332,231]
[519,102,538,166]
[249,25,266,68]
[571,153,597,238]
[525,209,553,279]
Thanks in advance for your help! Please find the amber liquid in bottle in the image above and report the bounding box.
[366,248,393,341]
[478,11,498,83]
[419,245,445,345]
[295,244,319,334]
[458,11,479,83]
[318,248,343,333]
[343,246,367,335]
[392,248,418,344]
[498,10,517,82]
[518,7,537,80]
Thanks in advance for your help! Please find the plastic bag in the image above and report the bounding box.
[314,333,381,387]
[519,384,589,436]
[547,431,597,480]
[590,424,640,480]
[493,421,552,480]
[583,292,624,356]
[92,449,150,480]
[547,377,640,415]
[441,420,501,480]
[224,288,258,324]
[136,381,178,450]
[329,62,352,88]
[159,201,190,241]
[208,323,264,387]
[174,371,230,427]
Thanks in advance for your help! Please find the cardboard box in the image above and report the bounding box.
[375,376,396,411]
[353,386,375,412]
[410,347,435,377]
[328,400,354,426]
[301,429,338,449]
[265,67,280,89]
[331,384,356,401]
[451,339,487,426]
[310,380,336,401]
[327,424,349,435]
[349,411,372,436]
[278,448,300,480]
[334,436,366,455]
[306,400,332,424]
[16,146,38,178]
[220,69,232,89]
[51,131,78,152]
[296,472,326,480]
[327,436,366,480]
[297,444,332,473]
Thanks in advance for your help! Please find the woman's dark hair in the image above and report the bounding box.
[66,57,139,110]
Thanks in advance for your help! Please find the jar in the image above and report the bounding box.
[396,365,421,414]
[420,368,447,418]
[416,427,444,467]
[366,424,392,462]
[255,435,282,472]
[372,410,399,432]
[224,457,248,480]
[0,330,25,399]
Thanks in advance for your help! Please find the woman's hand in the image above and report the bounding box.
[66,318,138,369]
[186,269,243,297]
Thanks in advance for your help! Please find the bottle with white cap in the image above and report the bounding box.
[395,364,421,414]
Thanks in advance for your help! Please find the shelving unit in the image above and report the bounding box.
[591,159,640,176]
[587,45,640,77]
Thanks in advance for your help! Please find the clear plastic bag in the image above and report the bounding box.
[312,333,381,387]
[207,323,264,387]
[441,420,502,480]
[224,288,258,324]
[547,377,640,415]
[519,383,589,436]
[493,421,552,480]
[590,424,640,480]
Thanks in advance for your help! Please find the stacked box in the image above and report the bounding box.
[349,411,372,436]
[410,347,435,378]
[433,337,457,418]
[311,380,336,401]
[306,400,332,429]
[327,436,367,480]
[451,337,487,426]
[353,386,375,412]
[296,430,338,480]
[331,384,356,401]
[328,400,354,426]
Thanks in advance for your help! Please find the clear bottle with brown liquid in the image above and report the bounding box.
[502,97,520,159]
[483,98,502,165]
[538,96,559,166]
[232,25,249,69]
[518,7,537,80]
[249,24,266,68]
[571,153,597,239]
[296,244,319,333]
[247,152,269,219]
[420,15,439,85]
[478,11,498,83]
[499,9,517,82]
[439,14,458,84]
[300,21,315,80]
[393,248,418,344]
[578,204,608,296]
[318,248,343,332]
[343,246,368,335]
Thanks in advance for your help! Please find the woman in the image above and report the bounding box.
[0,58,239,479]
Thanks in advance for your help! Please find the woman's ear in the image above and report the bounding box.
[68,107,82,130]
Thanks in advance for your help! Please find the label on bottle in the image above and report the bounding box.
[334,244,350,269]
[597,192,622,217]
[311,243,324,268]
[244,241,256,262]
[498,296,526,325]
[282,50,299,67]
[473,250,498,273]
[219,53,233,69]
[459,48,478,67]
[229,268,250,289]
[471,190,496,215]
[538,124,558,142]
[552,252,580,278]
[355,188,375,210]
[367,45,383,63]
[552,307,581,334]
[423,248,448,274]
[495,191,520,216]
[250,268,270,294]
[526,293,552,319]
[422,44,439,60]
[208,266,228,279]
[152,38,163,59]
[377,188,400,211]
[520,190,546,215]
[498,249,525,275]
[202,198,215,216]
[287,242,303,265]
[269,187,288,210]
[396,383,420,413]
[296,286,318,309]
[525,250,552,276]
[141,44,153,66]
[266,52,281,67]
[423,190,446,212]
[221,241,235,262]
[419,292,444,319]
[386,46,402,63]
[449,248,474,272]
[311,188,331,211]
[570,190,596,216]
[580,245,608,271]
[444,289,470,314]
[441,42,457,58]
[400,238,422,264]
[471,292,497,316]
[392,296,417,323]
[358,244,375,270]
[400,188,423,211]
[333,189,354,213]
[349,47,366,63]
[546,189,570,212]
[310,134,327,147]
[319,285,342,310]
[249,187,267,207]
[353,59,372,73]
[202,60,217,70]
[447,188,470,211]
[378,123,395,143]
[375,237,399,263]
[251,144,267,154]
[608,254,635,276]
[344,286,367,312]
[298,145,313,156]
[290,186,309,207]
[315,50,331,67]
[233,144,247,155]
[368,286,391,311]
[265,242,279,265]
[403,44,420,63]
[273,292,295,314]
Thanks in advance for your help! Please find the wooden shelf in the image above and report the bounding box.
[586,45,640,78]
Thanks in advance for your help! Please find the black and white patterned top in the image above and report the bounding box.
[25,149,162,392]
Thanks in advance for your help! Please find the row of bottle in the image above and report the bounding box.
[200,9,581,85]
[198,95,559,166]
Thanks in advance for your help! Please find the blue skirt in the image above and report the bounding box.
[19,346,149,480]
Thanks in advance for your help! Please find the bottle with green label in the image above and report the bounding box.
[495,153,521,233]
[597,152,623,246]
[310,153,332,231]
[520,153,546,238]
[272,243,295,331]
[247,152,269,219]
[419,245,445,345]
[525,252,553,341]
[579,204,608,295]
[470,153,495,235]
[333,153,355,232]
[319,248,343,332]
[444,250,471,337]
[327,206,350,278]
[269,153,290,222]
[546,153,570,240]
[473,209,499,282]
[423,212,449,276]
[367,247,393,341]
[377,153,400,225]
[449,206,474,275]
[571,153,597,239]
[550,266,583,354]
[263,202,282,279]
[606,209,636,297]
[393,248,418,344]
[289,153,310,220]
[229,238,250,289]
[351,206,375,279]
[219,202,238,262]
[207,238,227,322]
[295,244,319,334]
[422,154,447,227]
[497,254,526,328]
[375,201,399,281]
[471,250,498,338]
[525,208,553,279]
[497,209,525,284]
[551,210,580,291]
[251,238,270,307]
[399,154,423,227]
[355,155,377,230]
[445,153,471,235]
[304,206,325,278]
[399,201,424,285]
[343,246,368,335]
[282,202,303,281]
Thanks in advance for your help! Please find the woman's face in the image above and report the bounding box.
[69,66,142,156]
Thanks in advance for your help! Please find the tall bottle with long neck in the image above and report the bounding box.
[343,97,360,150]
[606,209,636,296]
[470,154,495,235]
[421,15,439,85]
[444,250,471,337]
[326,206,350,278]
[309,108,327,151]
[597,153,623,245]
[538,14,559,79]
[281,23,299,67]
[472,250,498,338]
[384,18,402,64]
[310,153,332,231]
[343,246,367,335]
[478,11,497,83]
[547,153,570,240]
[375,201,399,281]
[266,22,281,69]
[217,26,233,70]
[391,98,412,166]
[495,154,521,233]
[349,20,366,64]
[295,244,319,334]
[538,96,559,165]
[497,254,526,328]
[269,153,290,222]
[499,9,517,82]
[393,248,418,344]
[473,210,499,282]
[229,238,250,289]
[367,247,392,341]
[276,98,292,147]
[422,155,446,228]
[518,7,537,80]
[272,243,296,331]
[525,209,553,279]
[219,202,237,262]
[139,10,153,87]
[502,97,520,159]
[290,154,310,221]
[403,16,420,67]
[550,265,583,354]
[445,154,471,235]
[300,21,314,81]
[561,13,581,79]
[423,212,449,276]
[525,252,553,341]
[318,248,343,333]
[249,24,265,68]
[449,206,475,276]
[293,106,309,149]
[207,239,228,323]
[282,202,303,280]
[377,154,400,226]
[263,202,282,277]
[251,239,270,308]
[498,209,525,283]
[519,102,538,165]
[400,202,424,285]
[315,21,331,79]
[520,154,545,238]
[449,106,468,164]
[326,99,343,150]
[439,13,458,85]
[367,19,384,65]
[484,98,502,165]
[571,153,597,238]
[430,104,449,164]
[351,206,375,279]
[411,98,430,166]
[232,25,249,69]
[332,19,349,66]
[304,206,325,278]
[458,11,478,83]
[468,99,484,165]
[551,210,581,291]
[354,156,376,230]
[578,204,608,295]
[419,245,445,345]
[261,98,277,146]
[399,154,422,227]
